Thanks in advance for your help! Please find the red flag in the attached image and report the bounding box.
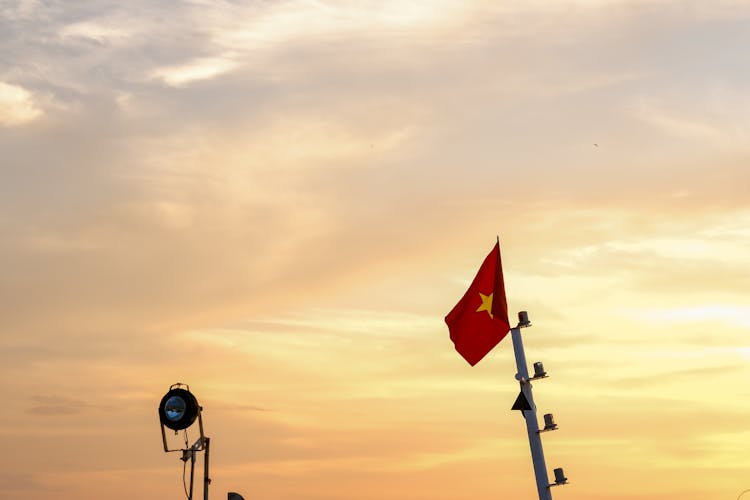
[445,241,511,366]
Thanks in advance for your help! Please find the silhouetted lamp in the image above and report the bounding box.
[158,383,209,500]
[159,386,200,431]
[158,384,245,500]
[158,384,205,452]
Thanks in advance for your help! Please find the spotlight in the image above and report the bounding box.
[158,384,205,452]
[158,383,208,500]
[159,387,200,431]
[158,383,245,500]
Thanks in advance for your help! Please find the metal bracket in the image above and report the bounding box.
[161,408,206,453]
[536,427,558,434]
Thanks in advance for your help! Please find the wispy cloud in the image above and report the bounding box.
[632,98,742,148]
[59,19,134,44]
[628,305,750,327]
[26,395,96,416]
[0,81,41,125]
[150,54,239,87]
[0,472,50,493]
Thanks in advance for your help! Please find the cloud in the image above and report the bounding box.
[211,403,270,412]
[2,3,750,499]
[150,54,239,87]
[0,0,42,22]
[628,305,750,327]
[609,363,742,389]
[0,472,50,493]
[26,395,95,416]
[632,97,749,149]
[59,19,134,44]
[210,0,475,50]
[0,81,41,125]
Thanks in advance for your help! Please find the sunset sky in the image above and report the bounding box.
[2,1,750,499]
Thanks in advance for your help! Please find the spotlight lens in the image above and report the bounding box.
[164,396,187,421]
[159,387,199,430]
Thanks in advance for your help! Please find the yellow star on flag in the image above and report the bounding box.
[476,292,494,319]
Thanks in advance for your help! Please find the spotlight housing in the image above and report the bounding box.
[158,383,206,454]
[159,387,200,431]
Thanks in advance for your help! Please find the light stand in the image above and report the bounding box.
[158,383,211,500]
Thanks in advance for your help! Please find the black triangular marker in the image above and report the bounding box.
[511,390,532,411]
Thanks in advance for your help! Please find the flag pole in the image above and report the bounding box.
[509,311,566,500]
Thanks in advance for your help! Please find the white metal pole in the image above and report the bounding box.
[510,326,552,500]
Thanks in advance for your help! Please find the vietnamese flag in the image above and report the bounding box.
[445,241,511,366]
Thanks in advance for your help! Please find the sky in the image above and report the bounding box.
[2,1,750,499]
